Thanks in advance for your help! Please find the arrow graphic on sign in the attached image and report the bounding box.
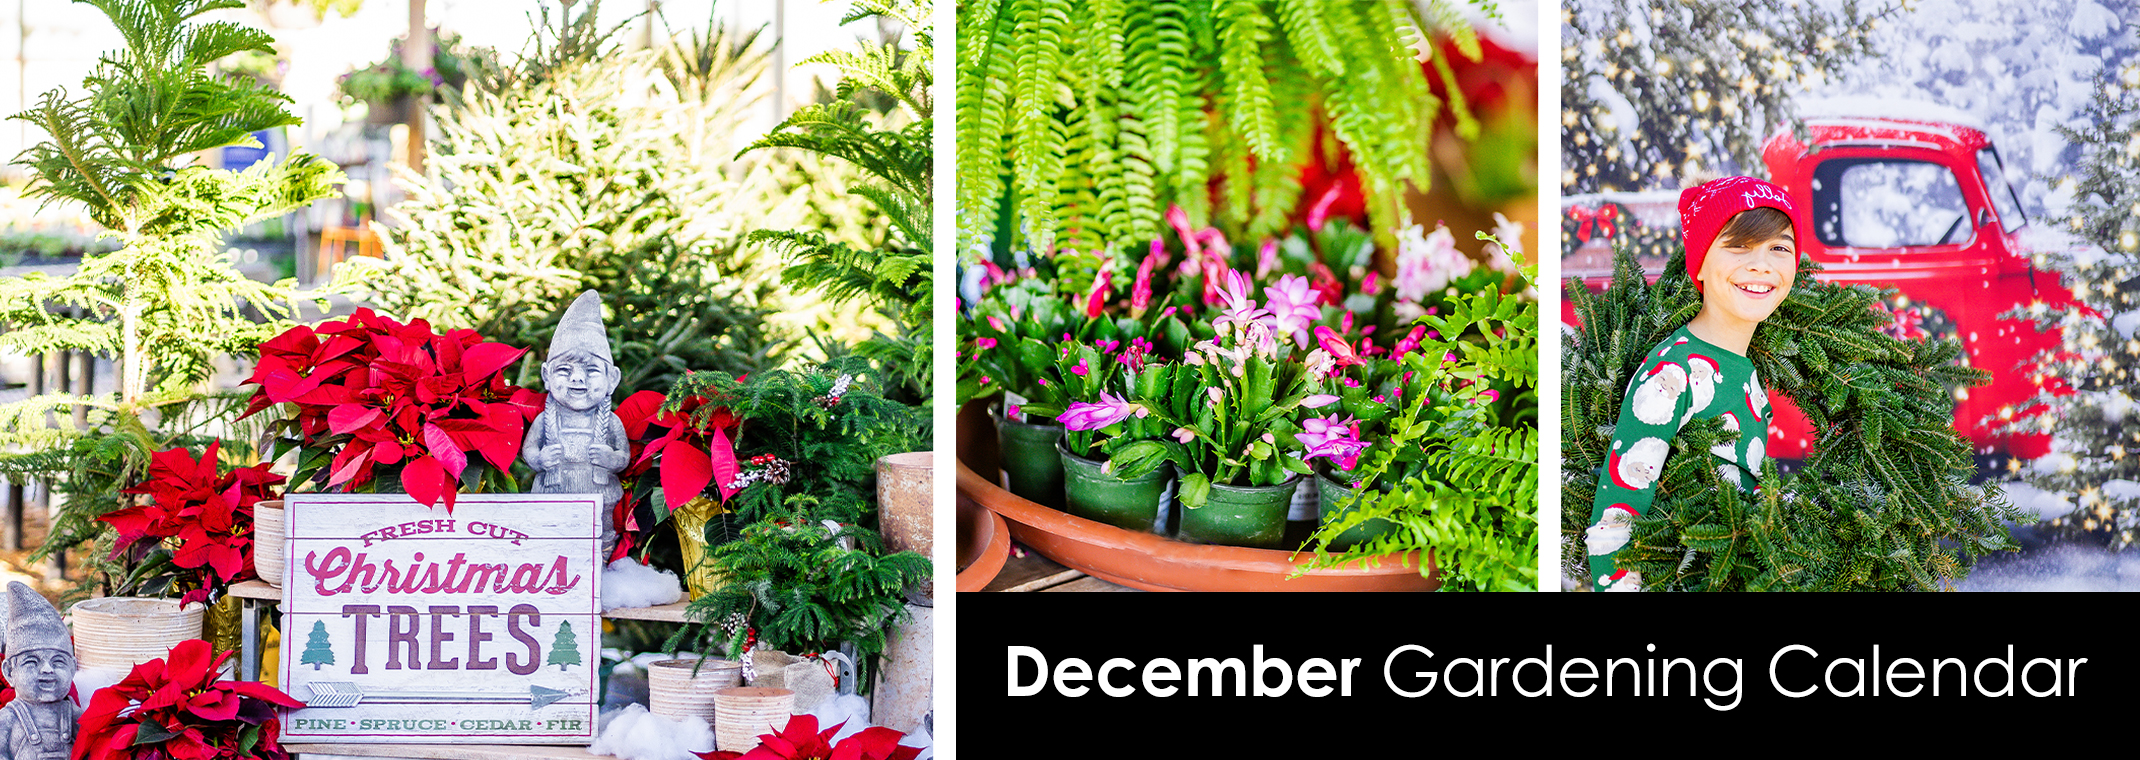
[302,682,574,709]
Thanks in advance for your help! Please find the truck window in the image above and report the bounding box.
[1977,147,2027,233]
[1810,158,1972,249]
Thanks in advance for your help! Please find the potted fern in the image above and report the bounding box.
[0,0,340,609]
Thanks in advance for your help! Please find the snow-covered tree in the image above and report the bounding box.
[1560,0,1898,193]
[1812,0,2140,216]
[2004,59,2140,548]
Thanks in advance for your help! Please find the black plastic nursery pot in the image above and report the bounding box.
[1057,441,1172,533]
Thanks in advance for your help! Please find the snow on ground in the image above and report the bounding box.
[1957,542,2140,591]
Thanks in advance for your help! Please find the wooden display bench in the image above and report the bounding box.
[227,578,698,758]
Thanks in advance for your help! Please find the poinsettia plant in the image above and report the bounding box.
[75,638,306,760]
[97,442,284,605]
[242,308,544,510]
[609,385,743,561]
[697,714,920,760]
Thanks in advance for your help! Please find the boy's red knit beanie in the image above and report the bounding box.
[1678,176,1801,290]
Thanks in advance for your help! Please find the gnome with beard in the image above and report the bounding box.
[0,582,75,760]
[524,291,631,557]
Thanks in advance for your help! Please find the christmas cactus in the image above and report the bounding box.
[1101,269,1340,508]
[242,308,544,510]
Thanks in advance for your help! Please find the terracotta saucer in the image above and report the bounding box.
[956,493,1012,592]
[957,461,1438,592]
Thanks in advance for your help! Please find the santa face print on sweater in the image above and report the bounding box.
[1586,325,1769,591]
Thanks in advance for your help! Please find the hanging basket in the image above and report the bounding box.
[69,597,204,672]
[254,500,286,588]
[647,658,745,725]
[713,687,794,753]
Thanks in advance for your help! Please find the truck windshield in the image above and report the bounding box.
[1977,147,2027,233]
[1812,158,1971,249]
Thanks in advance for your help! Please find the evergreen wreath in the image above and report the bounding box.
[1561,245,2022,590]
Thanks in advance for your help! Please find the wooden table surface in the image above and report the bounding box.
[981,548,1141,592]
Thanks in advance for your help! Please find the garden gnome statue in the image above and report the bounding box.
[0,582,77,760]
[524,291,631,556]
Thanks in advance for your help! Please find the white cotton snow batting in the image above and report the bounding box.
[602,558,686,611]
[589,704,714,760]
[73,666,129,706]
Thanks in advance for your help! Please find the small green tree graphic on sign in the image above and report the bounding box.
[302,620,335,670]
[548,620,581,671]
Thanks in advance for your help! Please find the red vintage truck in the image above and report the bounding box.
[1562,103,2090,462]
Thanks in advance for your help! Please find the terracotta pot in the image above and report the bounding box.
[1179,476,1300,549]
[713,687,794,752]
[956,496,1011,592]
[996,416,1066,509]
[254,500,285,588]
[876,451,933,598]
[1315,471,1399,550]
[69,597,206,671]
[647,658,744,725]
[1057,442,1171,533]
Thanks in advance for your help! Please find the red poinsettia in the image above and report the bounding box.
[101,442,284,606]
[697,714,920,760]
[609,386,743,561]
[241,308,544,511]
[618,383,744,508]
[74,639,306,760]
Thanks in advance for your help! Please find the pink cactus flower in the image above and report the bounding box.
[1314,326,1366,368]
[1132,251,1159,314]
[976,337,997,350]
[1084,269,1112,319]
[1256,239,1280,279]
[1301,394,1340,409]
[1264,274,1322,341]
[1296,415,1369,470]
[1172,426,1196,443]
[1057,392,1147,431]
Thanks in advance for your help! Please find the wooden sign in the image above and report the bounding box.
[277,494,604,744]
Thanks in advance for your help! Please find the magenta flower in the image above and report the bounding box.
[1361,271,1381,295]
[987,315,1006,331]
[1314,326,1366,368]
[1006,404,1022,418]
[976,337,998,350]
[1058,392,1147,431]
[1132,250,1159,314]
[1256,239,1280,279]
[1166,205,1199,259]
[1085,269,1112,319]
[1296,415,1369,471]
[1301,394,1340,409]
[1306,183,1341,232]
[1070,359,1090,377]
[1479,389,1501,404]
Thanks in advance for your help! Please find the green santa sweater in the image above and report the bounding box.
[1586,325,1771,591]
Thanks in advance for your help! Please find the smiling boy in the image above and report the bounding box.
[1584,176,1803,592]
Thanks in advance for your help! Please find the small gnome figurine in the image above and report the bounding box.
[0,582,77,760]
[523,291,631,556]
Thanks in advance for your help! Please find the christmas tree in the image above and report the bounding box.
[548,620,581,671]
[2003,60,2140,548]
[1562,244,2024,590]
[0,0,341,580]
[1560,0,1897,192]
[301,620,335,671]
